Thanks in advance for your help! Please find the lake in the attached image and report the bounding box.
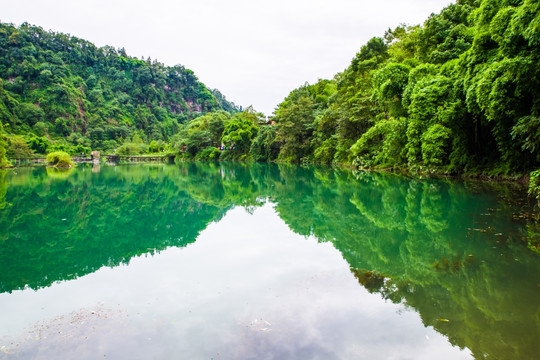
[0,163,539,359]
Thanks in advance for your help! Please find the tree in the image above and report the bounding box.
[6,135,33,158]
[46,151,74,167]
[0,122,10,167]
[251,126,280,162]
[372,63,410,117]
[27,134,51,154]
[275,88,315,162]
[221,112,259,156]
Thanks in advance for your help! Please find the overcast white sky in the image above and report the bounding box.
[1,0,452,116]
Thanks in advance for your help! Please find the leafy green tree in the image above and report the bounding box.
[0,122,10,167]
[195,147,221,161]
[116,142,148,155]
[26,135,51,154]
[46,150,74,167]
[529,169,540,204]
[149,140,168,153]
[270,0,539,176]
[250,125,280,162]
[173,111,232,157]
[221,112,259,157]
[16,103,45,127]
[372,63,410,117]
[350,117,407,168]
[275,88,315,162]
[405,76,453,166]
[511,116,540,164]
[47,141,90,155]
[6,135,33,158]
[421,124,453,168]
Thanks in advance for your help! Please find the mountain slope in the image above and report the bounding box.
[0,22,239,152]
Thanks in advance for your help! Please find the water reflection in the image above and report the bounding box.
[0,165,225,293]
[0,163,538,359]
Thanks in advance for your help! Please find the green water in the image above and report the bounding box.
[0,163,539,359]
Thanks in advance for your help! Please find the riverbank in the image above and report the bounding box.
[3,154,174,167]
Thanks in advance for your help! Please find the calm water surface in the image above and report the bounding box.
[0,163,539,359]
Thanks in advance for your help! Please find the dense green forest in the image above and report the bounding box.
[0,0,539,187]
[271,0,539,175]
[0,20,240,161]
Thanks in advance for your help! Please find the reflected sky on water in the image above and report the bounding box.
[0,163,538,359]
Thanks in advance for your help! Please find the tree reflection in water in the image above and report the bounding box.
[0,163,538,359]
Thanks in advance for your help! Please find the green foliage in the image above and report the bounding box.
[46,151,74,168]
[250,125,280,162]
[26,134,51,154]
[195,147,221,161]
[313,136,337,164]
[171,112,224,156]
[6,135,33,159]
[47,141,90,156]
[372,63,410,116]
[148,140,168,153]
[275,87,316,162]
[511,116,540,162]
[115,142,148,155]
[529,169,540,202]
[0,22,239,153]
[221,112,259,157]
[169,109,261,161]
[421,124,453,168]
[2,1,539,173]
[0,122,10,167]
[350,117,407,168]
[272,0,540,175]
[16,103,45,127]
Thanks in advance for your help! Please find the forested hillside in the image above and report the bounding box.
[0,21,239,159]
[271,0,539,177]
[0,0,539,188]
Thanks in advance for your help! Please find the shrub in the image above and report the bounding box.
[0,122,8,167]
[116,143,148,155]
[195,147,221,161]
[149,140,168,153]
[47,142,91,156]
[313,137,337,164]
[46,151,74,168]
[26,135,51,154]
[421,124,452,167]
[6,135,33,158]
[350,117,407,168]
[529,170,540,205]
[0,140,9,168]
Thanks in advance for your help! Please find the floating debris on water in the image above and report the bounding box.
[1,304,128,356]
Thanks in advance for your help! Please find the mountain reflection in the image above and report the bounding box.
[0,163,539,359]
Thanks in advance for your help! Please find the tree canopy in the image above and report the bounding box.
[270,0,540,177]
[0,22,239,157]
[1,0,539,184]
